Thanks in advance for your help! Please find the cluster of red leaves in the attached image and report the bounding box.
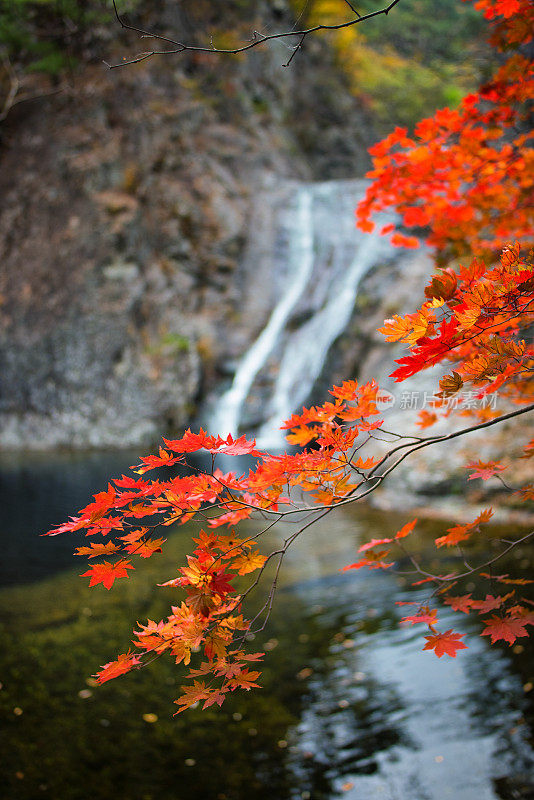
[356,0,534,259]
[45,381,396,711]
[444,589,534,645]
[357,242,533,655]
[342,518,417,571]
[378,244,534,426]
[46,0,534,710]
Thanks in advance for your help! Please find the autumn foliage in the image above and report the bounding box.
[46,0,533,713]
[356,0,533,258]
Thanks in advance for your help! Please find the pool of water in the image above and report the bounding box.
[1,451,533,799]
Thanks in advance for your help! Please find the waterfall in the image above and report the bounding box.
[210,179,400,448]
[210,187,315,438]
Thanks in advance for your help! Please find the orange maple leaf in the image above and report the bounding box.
[395,518,418,540]
[123,537,166,558]
[286,426,318,446]
[342,548,394,571]
[227,668,262,691]
[231,550,268,575]
[435,511,492,548]
[75,541,120,558]
[401,608,438,626]
[352,456,381,470]
[391,232,419,248]
[174,680,213,713]
[378,315,413,342]
[416,410,438,429]
[80,560,134,590]
[422,629,468,657]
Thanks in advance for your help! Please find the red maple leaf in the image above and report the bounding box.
[471,593,512,613]
[84,516,124,537]
[164,428,222,454]
[422,629,468,657]
[80,560,134,590]
[480,615,529,645]
[464,460,505,480]
[209,568,235,596]
[444,594,474,613]
[358,536,393,553]
[210,434,264,457]
[95,650,141,684]
[401,608,438,626]
[44,516,86,536]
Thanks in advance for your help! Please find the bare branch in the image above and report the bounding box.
[342,0,362,17]
[104,0,403,69]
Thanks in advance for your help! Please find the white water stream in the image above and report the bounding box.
[210,187,315,440]
[211,180,401,448]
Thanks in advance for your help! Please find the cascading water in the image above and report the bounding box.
[210,187,315,439]
[211,179,404,448]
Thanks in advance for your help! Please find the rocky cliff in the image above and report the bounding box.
[0,0,379,450]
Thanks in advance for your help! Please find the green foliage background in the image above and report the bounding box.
[0,0,137,76]
[292,0,493,130]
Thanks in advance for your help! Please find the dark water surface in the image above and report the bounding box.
[1,451,534,800]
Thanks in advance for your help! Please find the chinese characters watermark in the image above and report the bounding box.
[375,389,497,412]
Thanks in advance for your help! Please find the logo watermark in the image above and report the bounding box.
[376,389,396,411]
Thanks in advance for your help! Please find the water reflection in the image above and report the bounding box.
[0,449,252,586]
[0,450,141,585]
[1,453,533,799]
[277,515,534,800]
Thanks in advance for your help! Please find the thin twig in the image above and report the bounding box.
[104,0,403,69]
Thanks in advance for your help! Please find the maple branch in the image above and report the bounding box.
[246,549,286,635]
[282,33,306,68]
[123,401,532,567]
[183,400,534,522]
[398,529,534,585]
[104,0,402,69]
[176,400,534,616]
